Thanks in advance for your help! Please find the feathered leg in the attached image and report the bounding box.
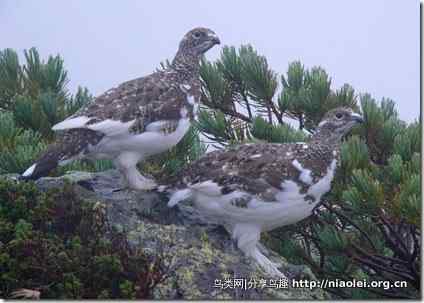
[113,152,157,191]
[232,223,287,278]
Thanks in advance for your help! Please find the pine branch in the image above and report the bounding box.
[321,201,377,251]
[350,246,418,286]
[268,99,283,124]
[220,107,252,123]
[241,91,253,119]
[378,215,412,261]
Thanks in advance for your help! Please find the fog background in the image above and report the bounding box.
[1,0,420,122]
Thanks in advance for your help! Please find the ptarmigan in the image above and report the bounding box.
[21,27,220,190]
[166,107,364,277]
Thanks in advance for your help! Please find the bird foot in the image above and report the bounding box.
[112,187,126,193]
[113,178,157,192]
[129,178,158,191]
[261,260,287,279]
[253,248,288,279]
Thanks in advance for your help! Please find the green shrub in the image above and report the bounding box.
[0,111,46,174]
[199,46,420,299]
[0,47,202,177]
[0,178,166,299]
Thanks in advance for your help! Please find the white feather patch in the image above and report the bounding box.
[250,154,262,159]
[157,185,167,192]
[351,112,362,119]
[95,117,190,157]
[292,159,313,185]
[145,120,173,132]
[22,163,36,177]
[52,116,136,136]
[52,116,91,131]
[276,180,302,202]
[187,95,195,106]
[87,119,135,136]
[189,180,222,196]
[169,159,339,238]
[307,159,337,201]
[168,189,192,207]
[180,84,191,91]
[318,120,328,127]
[180,107,188,118]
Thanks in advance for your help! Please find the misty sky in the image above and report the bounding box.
[1,0,420,122]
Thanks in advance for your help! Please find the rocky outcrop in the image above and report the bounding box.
[15,170,327,300]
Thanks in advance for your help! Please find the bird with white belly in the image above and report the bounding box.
[166,107,364,278]
[20,27,220,190]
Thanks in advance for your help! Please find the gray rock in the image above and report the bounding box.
[10,170,327,300]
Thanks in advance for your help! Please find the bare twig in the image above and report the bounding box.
[321,201,377,251]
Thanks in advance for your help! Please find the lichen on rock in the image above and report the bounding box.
[3,170,327,299]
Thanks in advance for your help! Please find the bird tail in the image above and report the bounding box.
[20,129,103,180]
[21,143,64,180]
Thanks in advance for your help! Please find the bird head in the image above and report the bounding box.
[312,107,364,145]
[178,27,220,56]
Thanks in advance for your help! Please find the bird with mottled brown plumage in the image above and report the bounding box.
[21,27,220,190]
[165,107,364,278]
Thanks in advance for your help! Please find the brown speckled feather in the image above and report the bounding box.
[76,71,201,131]
[169,143,339,201]
[166,107,365,202]
[21,27,220,181]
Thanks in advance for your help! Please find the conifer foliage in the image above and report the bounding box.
[197,45,420,299]
[0,48,203,176]
[0,46,420,299]
[0,48,112,174]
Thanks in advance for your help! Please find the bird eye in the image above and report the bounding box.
[193,31,202,39]
[335,113,343,119]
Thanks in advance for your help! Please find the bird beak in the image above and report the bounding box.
[351,112,364,123]
[209,33,220,45]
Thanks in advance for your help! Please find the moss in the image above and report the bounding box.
[0,178,165,299]
[200,241,215,264]
[124,218,326,300]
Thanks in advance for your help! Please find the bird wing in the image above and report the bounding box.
[173,143,333,200]
[52,70,191,136]
[174,144,293,193]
